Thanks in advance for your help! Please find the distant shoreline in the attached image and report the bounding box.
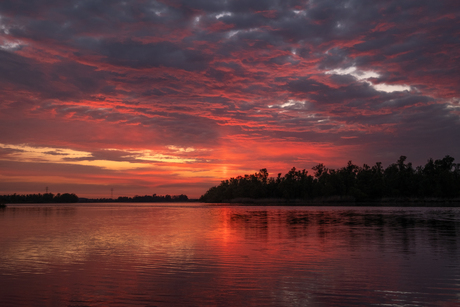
[1,200,460,208]
[0,193,192,205]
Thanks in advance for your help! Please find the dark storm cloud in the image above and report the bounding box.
[287,78,333,95]
[96,39,210,71]
[0,50,114,100]
[0,51,46,92]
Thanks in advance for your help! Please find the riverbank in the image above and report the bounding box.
[215,197,460,206]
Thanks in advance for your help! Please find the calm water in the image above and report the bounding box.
[1,203,460,306]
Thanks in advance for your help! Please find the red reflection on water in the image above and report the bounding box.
[1,205,460,306]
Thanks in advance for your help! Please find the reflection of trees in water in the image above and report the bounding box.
[230,211,269,240]
[1,206,77,217]
[228,209,460,255]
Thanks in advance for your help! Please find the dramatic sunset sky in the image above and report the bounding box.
[0,0,459,198]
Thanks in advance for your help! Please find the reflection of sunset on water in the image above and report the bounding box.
[1,205,460,305]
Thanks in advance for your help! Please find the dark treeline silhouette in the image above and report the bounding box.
[200,155,460,203]
[2,193,189,204]
[117,194,189,202]
[0,193,79,204]
[78,194,189,203]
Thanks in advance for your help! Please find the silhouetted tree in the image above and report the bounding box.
[199,155,460,203]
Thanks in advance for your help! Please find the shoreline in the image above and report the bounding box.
[1,199,460,208]
[208,197,460,207]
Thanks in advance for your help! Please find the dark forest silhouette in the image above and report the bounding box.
[0,193,189,204]
[200,156,460,203]
[117,194,188,202]
[0,193,79,204]
[79,194,189,203]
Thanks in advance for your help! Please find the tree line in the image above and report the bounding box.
[115,194,189,202]
[1,193,189,204]
[199,156,460,203]
[0,193,79,204]
[72,194,189,203]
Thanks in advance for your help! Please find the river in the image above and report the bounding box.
[1,203,459,306]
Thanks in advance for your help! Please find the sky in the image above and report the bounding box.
[0,0,459,198]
